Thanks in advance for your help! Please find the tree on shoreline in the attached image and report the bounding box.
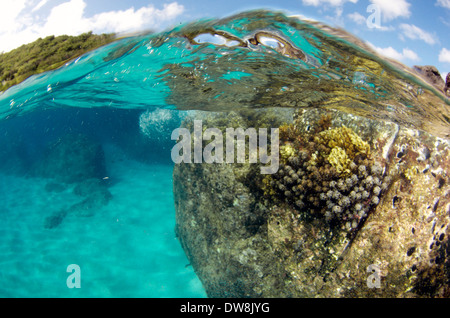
[0,32,116,92]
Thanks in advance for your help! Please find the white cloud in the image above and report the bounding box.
[347,11,394,31]
[436,0,450,9]
[90,2,184,34]
[32,0,49,12]
[440,16,450,27]
[302,0,358,26]
[0,0,185,53]
[39,0,185,36]
[399,24,438,45]
[289,14,318,22]
[347,12,366,24]
[40,0,89,36]
[439,48,450,63]
[369,0,411,21]
[302,0,358,7]
[401,48,420,61]
[371,45,420,62]
[0,0,28,33]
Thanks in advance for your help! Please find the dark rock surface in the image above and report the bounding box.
[36,133,107,183]
[173,109,450,297]
[413,65,446,91]
[445,72,450,96]
[44,180,112,229]
[36,133,111,228]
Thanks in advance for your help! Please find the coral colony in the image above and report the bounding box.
[262,122,391,231]
[171,117,391,231]
[171,120,280,174]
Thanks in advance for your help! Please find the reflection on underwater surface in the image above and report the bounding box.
[0,10,449,298]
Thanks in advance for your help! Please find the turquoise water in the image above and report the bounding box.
[0,10,448,298]
[0,161,205,297]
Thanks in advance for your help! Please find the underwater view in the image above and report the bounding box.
[0,7,449,299]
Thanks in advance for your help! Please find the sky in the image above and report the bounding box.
[0,0,449,80]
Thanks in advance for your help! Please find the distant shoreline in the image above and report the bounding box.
[0,32,116,93]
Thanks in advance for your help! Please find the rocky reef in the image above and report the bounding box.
[35,133,112,228]
[36,133,107,183]
[173,108,450,297]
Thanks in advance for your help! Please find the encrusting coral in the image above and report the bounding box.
[316,126,370,176]
[262,119,390,231]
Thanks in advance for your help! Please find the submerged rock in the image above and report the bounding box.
[173,108,450,297]
[44,182,66,193]
[44,179,112,229]
[37,134,111,229]
[36,133,107,184]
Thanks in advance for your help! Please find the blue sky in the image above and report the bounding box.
[1,0,449,79]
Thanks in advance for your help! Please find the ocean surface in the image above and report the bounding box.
[0,10,448,297]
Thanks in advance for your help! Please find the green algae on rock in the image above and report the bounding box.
[173,108,449,297]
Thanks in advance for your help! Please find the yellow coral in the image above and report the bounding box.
[316,126,370,159]
[309,151,318,166]
[404,166,419,181]
[314,126,370,176]
[262,176,276,197]
[280,143,297,162]
[327,146,352,175]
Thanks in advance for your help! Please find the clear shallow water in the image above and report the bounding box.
[0,147,205,298]
[0,9,449,298]
[0,107,205,297]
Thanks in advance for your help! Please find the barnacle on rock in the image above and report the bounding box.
[261,118,389,232]
[327,146,352,175]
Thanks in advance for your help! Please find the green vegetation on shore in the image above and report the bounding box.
[0,32,116,92]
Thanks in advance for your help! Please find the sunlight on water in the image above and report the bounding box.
[1,10,448,138]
